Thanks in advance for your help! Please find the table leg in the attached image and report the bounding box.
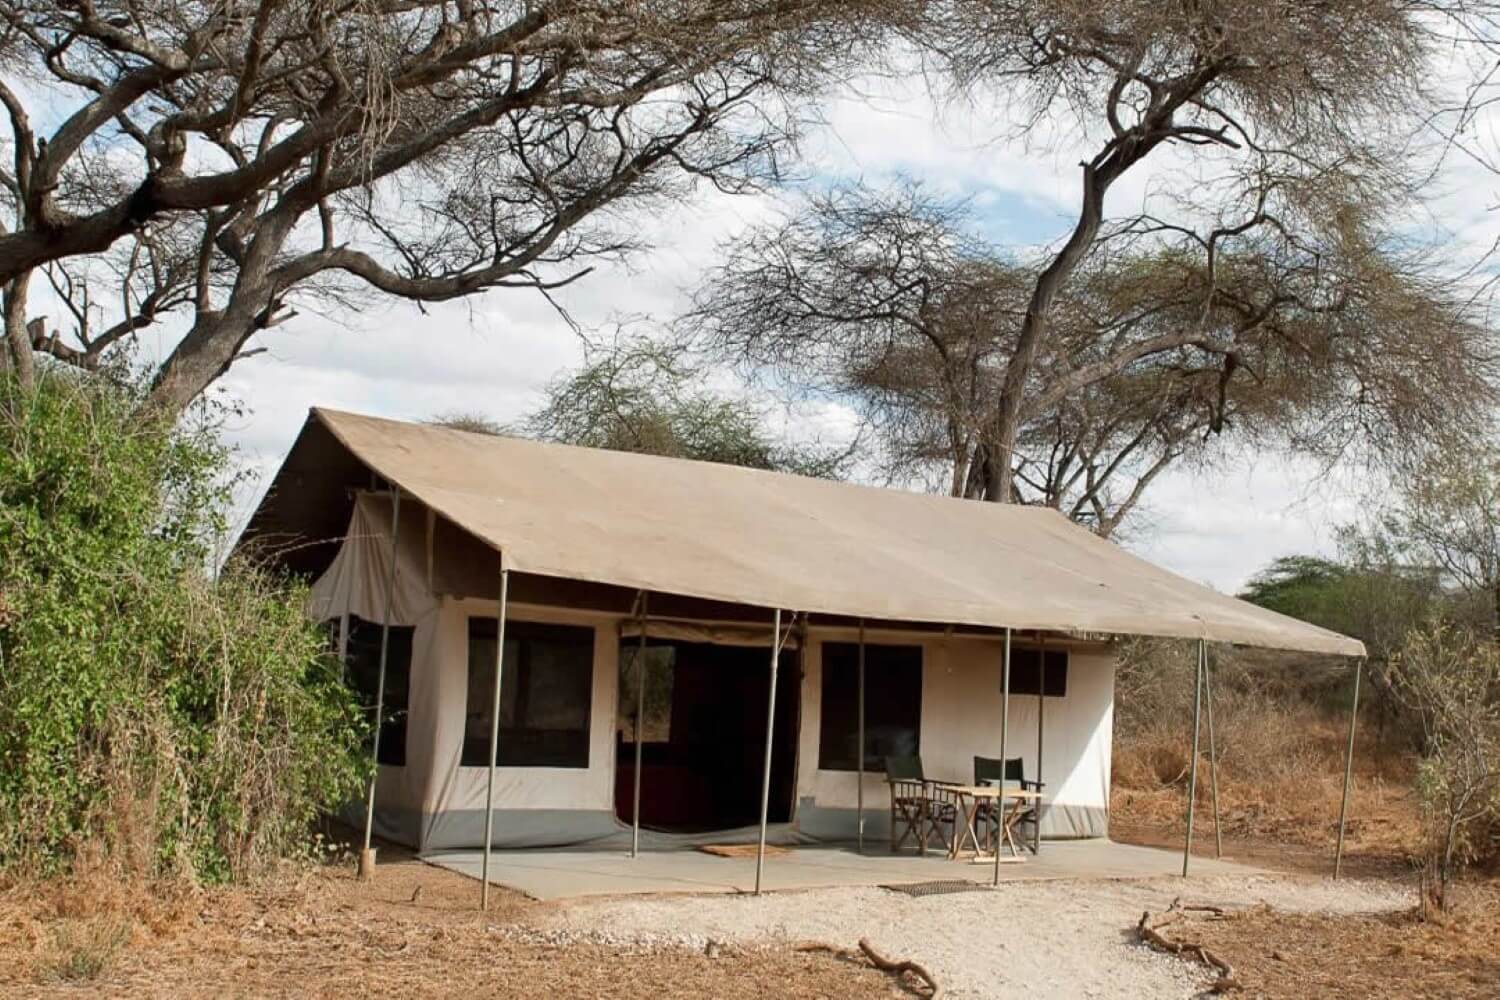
[949,796,970,859]
[1000,798,1027,859]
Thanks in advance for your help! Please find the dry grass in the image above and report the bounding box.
[1112,647,1424,876]
[1112,654,1500,994]
[1167,883,1500,999]
[0,847,900,999]
[36,914,131,984]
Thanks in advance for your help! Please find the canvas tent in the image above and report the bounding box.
[243,408,1364,858]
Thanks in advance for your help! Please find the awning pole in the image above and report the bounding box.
[337,613,350,681]
[631,591,649,859]
[1182,639,1205,877]
[360,489,401,879]
[1334,659,1363,880]
[480,562,510,910]
[754,608,789,895]
[856,618,866,855]
[1035,631,1045,855]
[993,626,1011,887]
[1204,643,1222,859]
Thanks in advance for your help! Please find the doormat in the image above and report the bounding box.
[881,879,989,897]
[698,844,792,858]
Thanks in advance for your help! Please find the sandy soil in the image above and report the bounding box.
[540,873,1410,999]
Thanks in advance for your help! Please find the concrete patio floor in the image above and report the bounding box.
[423,839,1261,901]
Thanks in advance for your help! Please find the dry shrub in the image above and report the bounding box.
[1113,732,1192,790]
[1388,623,1500,911]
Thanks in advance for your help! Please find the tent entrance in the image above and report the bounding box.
[615,638,799,834]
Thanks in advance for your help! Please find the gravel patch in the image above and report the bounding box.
[538,875,1411,999]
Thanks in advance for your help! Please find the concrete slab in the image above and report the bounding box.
[423,839,1261,901]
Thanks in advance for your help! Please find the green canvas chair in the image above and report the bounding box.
[974,755,1044,854]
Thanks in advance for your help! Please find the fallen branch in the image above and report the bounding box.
[859,937,941,997]
[1136,900,1240,993]
[795,938,941,997]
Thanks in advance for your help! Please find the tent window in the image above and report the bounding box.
[345,616,413,767]
[463,619,594,768]
[1006,648,1068,697]
[817,642,922,772]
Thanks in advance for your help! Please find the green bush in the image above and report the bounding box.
[0,370,366,882]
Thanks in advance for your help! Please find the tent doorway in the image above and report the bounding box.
[615,638,799,833]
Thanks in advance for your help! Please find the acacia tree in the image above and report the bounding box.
[0,0,903,411]
[689,184,1494,534]
[518,333,851,475]
[909,0,1500,502]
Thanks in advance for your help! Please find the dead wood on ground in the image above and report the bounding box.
[795,937,941,997]
[1137,897,1241,993]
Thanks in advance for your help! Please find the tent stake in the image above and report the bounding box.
[1035,631,1045,855]
[1204,643,1222,859]
[993,627,1011,887]
[360,490,401,879]
[755,609,791,894]
[1182,640,1205,877]
[857,618,866,855]
[1334,659,1362,880]
[631,591,649,859]
[480,564,510,910]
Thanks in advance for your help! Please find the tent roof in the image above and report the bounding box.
[274,407,1363,657]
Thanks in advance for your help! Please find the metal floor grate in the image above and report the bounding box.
[881,879,990,897]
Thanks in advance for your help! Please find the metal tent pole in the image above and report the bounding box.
[480,563,510,910]
[754,609,788,895]
[1182,641,1205,877]
[857,618,866,854]
[337,613,350,680]
[631,591,649,859]
[1035,632,1045,855]
[993,627,1012,887]
[1334,659,1363,880]
[1204,642,1222,859]
[360,490,402,879]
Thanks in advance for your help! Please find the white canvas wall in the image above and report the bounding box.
[794,630,1114,840]
[420,598,623,850]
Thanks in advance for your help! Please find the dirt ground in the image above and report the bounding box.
[1108,815,1500,999]
[1151,883,1500,1000]
[0,850,903,999]
[4,821,1495,998]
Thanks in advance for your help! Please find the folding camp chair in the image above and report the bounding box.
[884,755,957,855]
[973,756,1044,855]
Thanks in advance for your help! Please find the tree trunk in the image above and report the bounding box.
[147,211,298,414]
[985,162,1110,503]
[148,309,261,414]
[3,271,36,389]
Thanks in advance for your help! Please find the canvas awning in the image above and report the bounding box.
[268,408,1364,657]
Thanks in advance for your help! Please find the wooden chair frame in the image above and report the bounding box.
[885,756,957,856]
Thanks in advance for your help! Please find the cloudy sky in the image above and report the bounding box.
[209,65,1495,595]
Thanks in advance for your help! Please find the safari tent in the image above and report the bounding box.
[242,408,1365,860]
